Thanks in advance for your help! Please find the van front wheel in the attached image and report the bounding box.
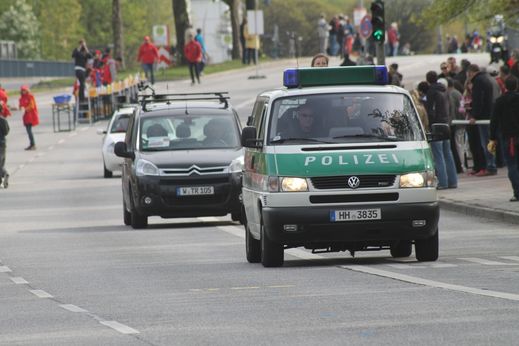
[415,229,439,262]
[246,224,261,263]
[260,219,284,267]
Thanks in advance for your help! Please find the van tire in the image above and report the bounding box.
[260,220,284,267]
[123,200,131,226]
[246,223,261,263]
[103,164,113,178]
[390,240,412,258]
[415,229,439,262]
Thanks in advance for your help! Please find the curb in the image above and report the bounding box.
[439,198,519,225]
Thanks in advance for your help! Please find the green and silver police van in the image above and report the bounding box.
[240,66,450,267]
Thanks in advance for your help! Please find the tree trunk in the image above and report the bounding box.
[172,0,191,64]
[224,0,241,60]
[112,0,125,68]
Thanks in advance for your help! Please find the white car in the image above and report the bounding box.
[98,106,135,178]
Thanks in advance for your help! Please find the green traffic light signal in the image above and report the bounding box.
[371,0,385,43]
[373,29,384,41]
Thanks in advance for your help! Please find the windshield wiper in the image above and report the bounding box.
[332,134,399,142]
[270,137,333,144]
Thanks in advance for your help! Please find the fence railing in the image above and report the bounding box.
[0,59,73,78]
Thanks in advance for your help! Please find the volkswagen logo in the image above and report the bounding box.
[347,176,360,189]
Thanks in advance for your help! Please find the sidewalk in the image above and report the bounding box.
[438,169,519,224]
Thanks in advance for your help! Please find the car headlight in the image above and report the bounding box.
[135,159,160,176]
[229,155,244,173]
[280,177,308,192]
[490,37,497,43]
[400,171,436,188]
[497,36,504,43]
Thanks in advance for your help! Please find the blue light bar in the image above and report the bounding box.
[283,66,389,88]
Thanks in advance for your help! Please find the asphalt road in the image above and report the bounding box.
[2,53,518,346]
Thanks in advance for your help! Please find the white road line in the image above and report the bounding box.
[10,277,28,284]
[60,304,88,313]
[99,321,139,335]
[387,263,457,269]
[217,225,519,302]
[0,266,12,273]
[388,264,425,269]
[500,256,519,262]
[230,286,260,290]
[342,265,519,302]
[217,225,244,238]
[235,98,255,109]
[29,289,53,298]
[458,257,515,266]
[267,285,295,288]
[198,216,220,222]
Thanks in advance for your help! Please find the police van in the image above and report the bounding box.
[240,66,449,267]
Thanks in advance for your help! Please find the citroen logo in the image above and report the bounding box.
[347,176,360,189]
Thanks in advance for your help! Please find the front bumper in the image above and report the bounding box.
[262,202,439,245]
[133,173,242,218]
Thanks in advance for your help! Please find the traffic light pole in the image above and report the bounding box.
[376,42,385,65]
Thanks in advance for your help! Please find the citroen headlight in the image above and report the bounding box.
[280,177,308,192]
[400,171,436,188]
[229,155,244,173]
[135,159,160,176]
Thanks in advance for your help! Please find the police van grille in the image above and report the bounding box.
[310,175,396,189]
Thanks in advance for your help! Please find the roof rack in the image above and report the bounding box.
[138,92,230,111]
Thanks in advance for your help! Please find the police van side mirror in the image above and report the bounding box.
[427,123,450,142]
[241,126,261,148]
[114,141,135,159]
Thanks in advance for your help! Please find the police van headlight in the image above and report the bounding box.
[135,159,160,176]
[280,177,308,192]
[400,171,436,188]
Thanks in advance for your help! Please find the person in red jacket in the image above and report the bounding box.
[184,33,202,85]
[137,36,159,84]
[0,86,11,117]
[18,85,39,150]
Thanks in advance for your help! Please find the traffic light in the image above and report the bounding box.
[371,0,385,43]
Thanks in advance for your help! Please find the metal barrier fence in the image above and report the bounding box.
[0,59,73,77]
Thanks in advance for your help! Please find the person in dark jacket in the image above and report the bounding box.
[0,115,9,188]
[425,71,458,189]
[467,64,497,175]
[488,76,519,201]
[71,39,92,102]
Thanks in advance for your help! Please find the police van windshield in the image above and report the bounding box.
[139,114,240,151]
[268,93,424,144]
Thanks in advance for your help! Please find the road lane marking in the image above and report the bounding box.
[218,225,519,302]
[60,304,88,313]
[29,289,53,298]
[230,286,260,290]
[198,216,220,222]
[267,285,295,288]
[458,258,515,266]
[341,265,519,302]
[387,263,457,269]
[99,321,139,335]
[500,256,519,262]
[235,98,255,109]
[10,277,28,284]
[0,266,12,273]
[217,225,244,238]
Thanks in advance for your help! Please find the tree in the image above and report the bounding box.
[112,0,125,67]
[37,0,82,60]
[0,0,41,59]
[223,0,241,60]
[172,0,191,63]
[422,0,519,25]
